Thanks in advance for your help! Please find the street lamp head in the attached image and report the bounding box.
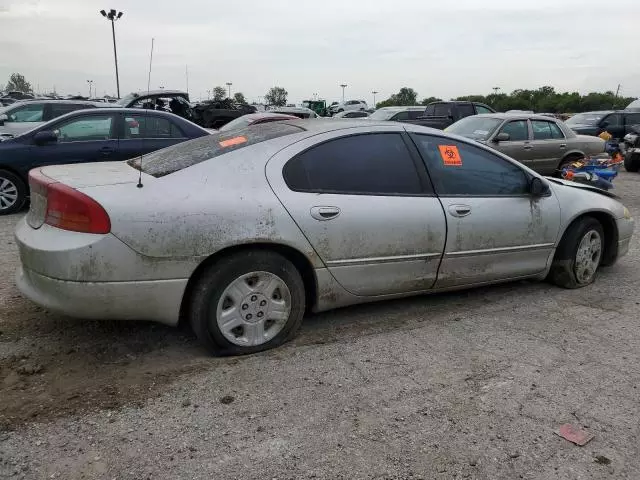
[117,11,123,19]
[110,9,116,16]
[100,9,107,17]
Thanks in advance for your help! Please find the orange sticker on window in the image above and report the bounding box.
[219,136,247,148]
[438,145,462,166]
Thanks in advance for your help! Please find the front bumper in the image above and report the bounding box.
[16,266,187,325]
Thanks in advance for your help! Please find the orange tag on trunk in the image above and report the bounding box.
[219,136,247,148]
[438,145,462,166]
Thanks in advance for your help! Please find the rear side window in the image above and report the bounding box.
[457,104,474,118]
[123,115,184,139]
[412,134,529,196]
[433,104,451,116]
[49,103,92,118]
[134,122,304,177]
[531,120,562,140]
[283,133,424,195]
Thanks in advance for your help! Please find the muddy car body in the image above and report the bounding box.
[15,121,634,355]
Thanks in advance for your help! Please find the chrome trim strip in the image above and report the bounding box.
[326,252,441,266]
[446,243,555,257]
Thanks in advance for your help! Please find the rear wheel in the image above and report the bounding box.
[624,152,640,172]
[557,154,584,177]
[189,251,305,356]
[0,169,26,215]
[548,217,604,289]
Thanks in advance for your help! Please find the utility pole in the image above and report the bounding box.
[99,9,124,98]
[87,80,94,98]
[340,84,347,103]
[226,82,233,99]
[372,90,378,107]
[185,65,189,95]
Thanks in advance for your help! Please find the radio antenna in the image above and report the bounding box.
[137,37,154,189]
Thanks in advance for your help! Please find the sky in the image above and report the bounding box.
[1,0,639,105]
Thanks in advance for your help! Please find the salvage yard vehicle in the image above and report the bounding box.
[328,100,367,115]
[445,113,605,175]
[218,112,298,132]
[0,100,104,140]
[368,106,425,121]
[404,101,496,130]
[566,110,640,141]
[15,120,634,356]
[0,108,209,214]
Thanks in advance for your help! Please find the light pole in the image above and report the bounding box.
[372,90,378,107]
[340,84,347,103]
[99,9,123,98]
[492,87,500,94]
[207,89,211,100]
[87,80,94,98]
[226,82,233,99]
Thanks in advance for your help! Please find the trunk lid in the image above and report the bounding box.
[38,161,140,188]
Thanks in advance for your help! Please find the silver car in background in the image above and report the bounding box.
[368,106,425,122]
[446,113,605,175]
[15,120,633,356]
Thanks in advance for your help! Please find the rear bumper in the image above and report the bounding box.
[16,266,187,326]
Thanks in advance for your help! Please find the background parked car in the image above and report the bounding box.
[219,112,298,131]
[332,110,369,119]
[368,106,425,121]
[0,100,103,140]
[0,108,209,214]
[328,100,367,115]
[269,107,319,119]
[14,120,633,356]
[445,113,605,175]
[403,101,495,129]
[0,91,35,107]
[566,110,640,141]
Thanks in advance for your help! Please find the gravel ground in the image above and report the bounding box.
[1,172,639,479]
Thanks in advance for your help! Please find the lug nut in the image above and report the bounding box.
[242,304,248,310]
[246,314,252,320]
[250,295,257,301]
[257,311,264,318]
[259,300,267,306]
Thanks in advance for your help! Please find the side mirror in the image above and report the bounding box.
[494,132,510,142]
[529,177,550,197]
[0,113,7,126]
[33,130,58,145]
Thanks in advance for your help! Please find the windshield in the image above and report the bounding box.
[219,116,253,132]
[368,109,398,120]
[445,116,503,140]
[130,122,304,177]
[565,113,606,126]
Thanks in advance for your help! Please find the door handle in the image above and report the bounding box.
[448,204,472,217]
[99,146,114,155]
[559,144,567,149]
[523,144,533,150]
[310,206,341,221]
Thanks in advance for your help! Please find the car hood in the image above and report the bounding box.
[546,177,617,198]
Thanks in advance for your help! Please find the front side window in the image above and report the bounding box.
[283,133,424,195]
[55,115,114,142]
[433,104,451,116]
[7,104,44,122]
[457,104,474,118]
[424,104,435,115]
[123,115,183,139]
[626,113,640,125]
[603,113,622,127]
[500,120,529,141]
[412,134,529,196]
[391,111,410,121]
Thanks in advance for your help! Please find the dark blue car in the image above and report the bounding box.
[0,108,210,214]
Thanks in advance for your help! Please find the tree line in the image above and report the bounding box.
[376,86,636,113]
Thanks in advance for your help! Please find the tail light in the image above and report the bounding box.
[28,169,111,234]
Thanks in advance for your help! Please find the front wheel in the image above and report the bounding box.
[0,169,27,215]
[189,251,306,356]
[548,217,604,289]
[624,152,640,172]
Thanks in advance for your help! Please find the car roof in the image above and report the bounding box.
[281,118,395,132]
[244,112,298,120]
[377,106,424,111]
[472,113,563,121]
[128,89,187,97]
[3,99,104,107]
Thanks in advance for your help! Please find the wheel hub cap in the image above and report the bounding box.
[215,271,291,347]
[0,177,18,210]
[574,229,602,284]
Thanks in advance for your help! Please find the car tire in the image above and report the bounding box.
[548,216,604,289]
[556,154,584,177]
[189,250,306,356]
[624,152,640,172]
[0,169,27,215]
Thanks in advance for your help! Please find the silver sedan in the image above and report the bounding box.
[15,120,634,355]
[446,113,606,175]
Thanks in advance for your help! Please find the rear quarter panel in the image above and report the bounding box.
[81,138,324,268]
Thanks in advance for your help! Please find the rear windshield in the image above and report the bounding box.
[130,122,304,177]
